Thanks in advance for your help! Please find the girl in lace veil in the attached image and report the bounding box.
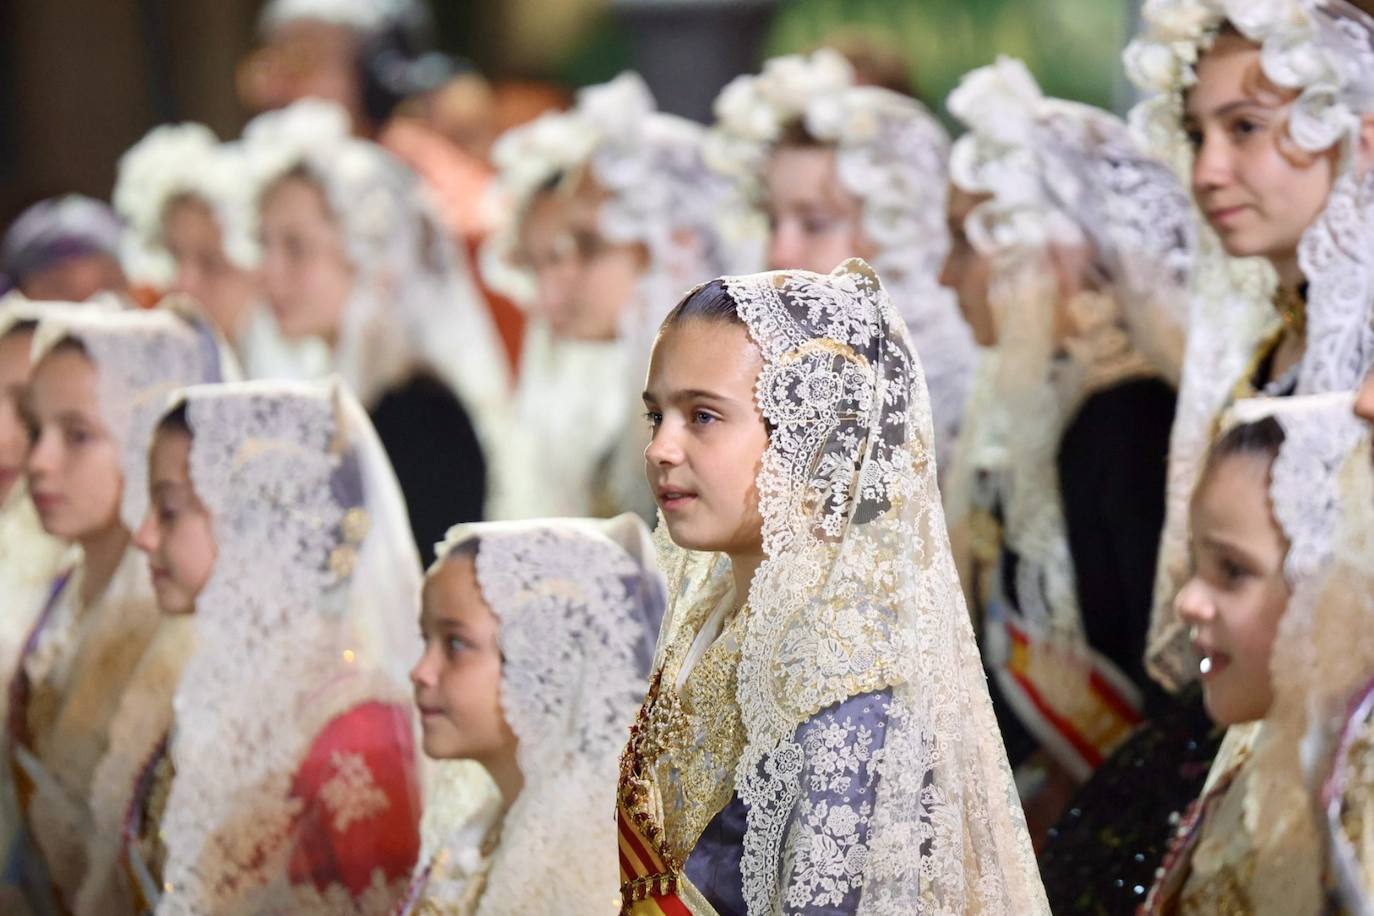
[481,72,740,521]
[1139,392,1365,914]
[703,48,976,475]
[939,58,1194,816]
[117,378,424,914]
[399,513,664,914]
[113,122,328,381]
[244,99,507,560]
[620,260,1045,915]
[0,298,89,885]
[1124,0,1374,691]
[10,306,228,911]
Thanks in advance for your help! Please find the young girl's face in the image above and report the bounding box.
[133,427,217,614]
[411,555,518,765]
[764,145,874,275]
[23,348,123,541]
[643,318,768,557]
[0,328,34,503]
[1176,451,1291,726]
[257,175,355,342]
[1185,33,1339,275]
[162,195,259,338]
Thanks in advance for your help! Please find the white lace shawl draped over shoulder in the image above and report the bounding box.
[942,58,1194,745]
[241,100,509,441]
[1176,393,1366,916]
[652,260,1046,914]
[156,378,423,914]
[703,49,976,472]
[1124,0,1374,689]
[416,514,664,914]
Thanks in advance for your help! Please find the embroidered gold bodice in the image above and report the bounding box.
[625,583,749,866]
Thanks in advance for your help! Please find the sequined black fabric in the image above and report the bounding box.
[1038,685,1223,914]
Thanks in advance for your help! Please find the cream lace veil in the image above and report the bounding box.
[652,260,1046,913]
[425,514,665,915]
[155,378,423,913]
[1126,0,1374,689]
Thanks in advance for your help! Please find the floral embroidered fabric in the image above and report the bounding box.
[621,261,1045,914]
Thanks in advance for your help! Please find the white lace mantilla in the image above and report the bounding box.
[241,100,509,442]
[421,516,663,915]
[945,60,1194,719]
[157,378,422,914]
[649,260,1046,913]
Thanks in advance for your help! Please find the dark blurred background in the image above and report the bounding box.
[0,0,1140,229]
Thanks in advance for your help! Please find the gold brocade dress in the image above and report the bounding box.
[618,575,747,916]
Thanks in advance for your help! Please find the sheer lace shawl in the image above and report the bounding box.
[486,324,632,520]
[156,379,423,914]
[420,515,665,915]
[242,100,509,444]
[112,123,258,286]
[647,261,1045,914]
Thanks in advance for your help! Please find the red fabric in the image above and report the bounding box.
[287,701,422,898]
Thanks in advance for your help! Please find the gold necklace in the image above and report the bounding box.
[1275,284,1307,337]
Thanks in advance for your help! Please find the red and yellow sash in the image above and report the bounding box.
[617,806,691,916]
[618,670,693,916]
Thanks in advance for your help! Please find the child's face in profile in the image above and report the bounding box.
[412,555,518,766]
[1175,451,1291,726]
[133,427,217,615]
[23,348,123,541]
[643,317,768,559]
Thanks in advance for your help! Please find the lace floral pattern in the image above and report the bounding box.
[158,379,423,914]
[421,516,664,915]
[637,261,1045,914]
